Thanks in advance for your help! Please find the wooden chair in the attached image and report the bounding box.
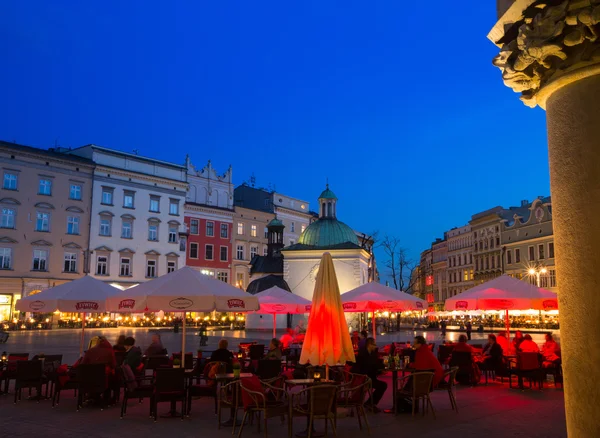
[437,345,454,369]
[289,384,338,438]
[151,368,186,422]
[436,366,459,412]
[1,353,29,393]
[509,352,543,390]
[13,360,45,404]
[337,374,371,434]
[449,351,476,385]
[396,372,436,417]
[237,375,288,438]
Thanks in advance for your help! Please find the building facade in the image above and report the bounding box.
[270,192,311,246]
[502,197,557,292]
[184,159,234,283]
[446,225,474,298]
[69,145,187,289]
[470,206,505,285]
[431,238,448,310]
[0,141,94,321]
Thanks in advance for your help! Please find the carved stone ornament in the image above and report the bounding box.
[492,0,600,107]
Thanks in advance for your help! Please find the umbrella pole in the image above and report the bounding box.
[182,312,186,356]
[273,313,276,339]
[372,313,376,339]
[505,309,510,340]
[79,312,86,357]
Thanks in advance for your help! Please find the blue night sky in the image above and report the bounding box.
[0,2,551,278]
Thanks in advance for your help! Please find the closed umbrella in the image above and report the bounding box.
[107,266,259,356]
[300,253,355,370]
[253,286,311,338]
[15,275,121,356]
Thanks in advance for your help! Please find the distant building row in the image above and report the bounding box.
[412,197,556,311]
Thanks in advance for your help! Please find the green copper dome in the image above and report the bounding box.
[267,218,284,227]
[318,186,338,200]
[298,218,359,248]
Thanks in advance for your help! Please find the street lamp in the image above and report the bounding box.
[528,266,548,287]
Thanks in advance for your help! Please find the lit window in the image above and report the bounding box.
[3,173,18,190]
[149,196,160,213]
[263,247,268,256]
[206,221,214,237]
[67,216,80,235]
[168,226,177,243]
[190,219,199,235]
[217,272,228,283]
[301,224,306,233]
[121,220,132,238]
[236,245,244,260]
[96,256,108,275]
[264,227,269,238]
[120,258,131,276]
[205,244,214,260]
[169,199,179,215]
[220,223,228,238]
[146,260,157,278]
[33,249,48,271]
[36,212,50,232]
[148,224,158,241]
[69,184,82,200]
[64,252,77,273]
[123,191,135,208]
[237,223,244,235]
[99,218,111,236]
[236,272,244,287]
[251,225,257,237]
[38,179,52,195]
[190,243,199,259]
[463,270,468,281]
[538,244,545,260]
[0,208,15,229]
[0,248,12,269]
[167,260,176,273]
[101,187,114,205]
[220,246,228,262]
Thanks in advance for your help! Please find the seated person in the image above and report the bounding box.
[210,338,234,371]
[280,329,295,349]
[113,335,127,352]
[411,335,444,387]
[481,334,504,369]
[512,330,524,352]
[518,334,540,353]
[83,336,117,370]
[123,337,143,371]
[496,332,510,355]
[357,330,368,350]
[452,335,473,354]
[352,337,387,413]
[541,333,561,366]
[265,338,282,360]
[145,333,166,356]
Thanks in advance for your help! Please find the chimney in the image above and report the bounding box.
[521,199,529,207]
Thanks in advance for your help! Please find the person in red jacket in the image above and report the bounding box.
[412,335,444,387]
[82,336,116,369]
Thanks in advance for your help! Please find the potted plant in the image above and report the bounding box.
[232,361,241,378]
[173,358,181,369]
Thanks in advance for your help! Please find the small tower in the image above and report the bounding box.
[267,217,285,256]
[318,184,338,219]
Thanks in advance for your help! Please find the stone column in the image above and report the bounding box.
[490,2,600,437]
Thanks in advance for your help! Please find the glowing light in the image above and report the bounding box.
[528,268,536,275]
[45,318,50,323]
[540,268,548,274]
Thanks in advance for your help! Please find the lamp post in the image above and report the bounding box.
[527,266,548,287]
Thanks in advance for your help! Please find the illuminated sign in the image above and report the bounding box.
[118,299,136,310]
[426,293,434,303]
[343,302,357,310]
[481,299,514,310]
[542,299,558,310]
[0,295,10,305]
[415,301,423,309]
[455,300,469,310]
[425,275,434,286]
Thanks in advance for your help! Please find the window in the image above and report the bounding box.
[548,269,557,288]
[0,248,12,269]
[0,208,15,229]
[190,219,199,235]
[190,243,199,259]
[146,260,157,278]
[36,212,50,232]
[149,195,160,213]
[237,223,244,235]
[491,257,495,269]
[236,272,244,287]
[220,246,228,262]
[64,252,77,273]
[100,218,111,236]
[69,184,82,200]
[148,224,158,241]
[538,244,545,260]
[289,240,295,246]
[469,254,472,264]
[32,249,48,271]
[507,250,512,265]
[496,237,500,246]
[217,272,228,283]
[291,222,295,232]
[169,199,179,215]
[475,259,479,271]
[528,246,535,261]
[485,257,489,270]
[66,216,80,235]
[515,249,521,263]
[123,191,135,208]
[120,257,131,276]
[264,227,269,239]
[549,242,555,258]
[205,244,214,260]
[464,270,468,281]
[263,247,268,256]
[3,172,17,190]
[220,223,228,239]
[121,220,132,238]
[490,238,494,249]
[236,245,244,260]
[101,187,113,205]
[167,260,176,273]
[301,224,306,233]
[251,224,257,237]
[168,226,177,243]
[206,221,214,237]
[250,246,258,258]
[38,179,52,195]
[470,269,474,280]
[96,256,108,275]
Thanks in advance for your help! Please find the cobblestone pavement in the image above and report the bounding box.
[0,373,566,438]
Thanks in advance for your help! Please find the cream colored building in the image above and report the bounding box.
[471,207,505,285]
[446,225,474,298]
[0,141,94,321]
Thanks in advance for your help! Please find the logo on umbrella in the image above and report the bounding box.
[169,297,193,309]
[227,299,245,309]
[543,300,558,310]
[272,304,286,312]
[455,301,469,310]
[483,299,514,309]
[382,301,397,309]
[75,302,99,311]
[305,305,312,312]
[415,302,423,309]
[118,299,135,310]
[29,300,45,311]
[343,302,357,310]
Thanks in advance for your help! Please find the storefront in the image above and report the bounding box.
[0,294,16,322]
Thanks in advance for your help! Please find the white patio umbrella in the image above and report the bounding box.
[253,286,311,338]
[341,281,427,338]
[15,275,121,356]
[107,266,259,356]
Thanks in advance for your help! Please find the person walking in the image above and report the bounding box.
[465,320,472,341]
[440,320,447,339]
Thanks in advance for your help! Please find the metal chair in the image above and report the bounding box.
[396,371,436,417]
[289,384,338,438]
[13,360,45,404]
[119,366,154,419]
[238,375,289,438]
[152,368,186,422]
[76,363,108,411]
[437,366,459,412]
[337,374,371,434]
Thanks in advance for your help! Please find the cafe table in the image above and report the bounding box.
[384,363,412,415]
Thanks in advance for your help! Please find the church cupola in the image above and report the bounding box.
[318,184,338,219]
[267,217,285,256]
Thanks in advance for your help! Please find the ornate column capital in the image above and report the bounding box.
[489,0,600,108]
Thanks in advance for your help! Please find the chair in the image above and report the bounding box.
[237,375,289,438]
[119,366,154,419]
[172,352,194,369]
[449,351,476,385]
[52,366,79,407]
[249,345,265,360]
[437,345,454,368]
[337,374,371,434]
[76,363,108,411]
[217,380,243,433]
[1,353,29,393]
[509,353,543,390]
[289,384,338,438]
[187,361,227,414]
[256,360,281,380]
[396,372,436,417]
[13,360,45,404]
[436,367,459,412]
[152,368,186,422]
[146,355,170,371]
